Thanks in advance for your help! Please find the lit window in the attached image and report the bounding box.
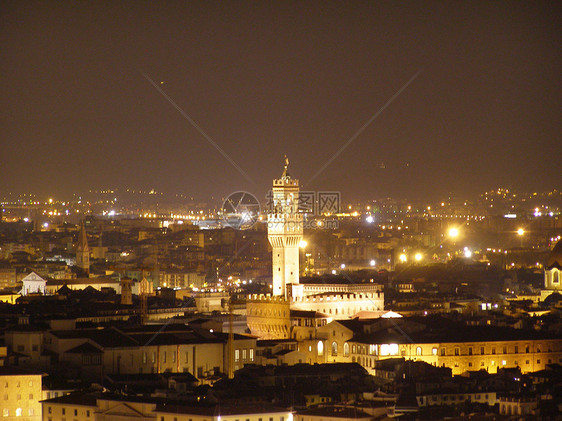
[234,349,240,362]
[416,347,422,356]
[432,348,437,356]
[317,341,324,356]
[16,408,22,416]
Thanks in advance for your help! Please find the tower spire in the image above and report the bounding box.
[281,155,290,179]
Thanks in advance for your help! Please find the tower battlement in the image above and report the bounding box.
[247,294,290,303]
[273,178,299,187]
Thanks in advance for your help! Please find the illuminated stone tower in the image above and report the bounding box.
[268,156,303,297]
[75,222,90,274]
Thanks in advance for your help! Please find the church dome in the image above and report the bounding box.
[546,238,562,270]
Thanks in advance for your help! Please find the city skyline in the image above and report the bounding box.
[1,1,560,202]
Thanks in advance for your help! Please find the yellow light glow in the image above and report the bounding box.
[448,227,459,238]
[414,253,423,261]
[299,240,308,248]
[399,254,407,263]
[517,228,524,236]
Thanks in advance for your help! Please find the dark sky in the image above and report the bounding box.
[1,1,560,202]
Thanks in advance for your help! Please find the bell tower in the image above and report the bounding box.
[268,156,303,297]
[76,221,90,275]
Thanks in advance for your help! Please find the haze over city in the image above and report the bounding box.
[1,1,560,202]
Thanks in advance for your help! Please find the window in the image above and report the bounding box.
[468,362,472,367]
[492,347,496,355]
[526,346,530,353]
[152,352,156,363]
[249,349,254,361]
[172,351,176,363]
[503,346,507,354]
[185,351,189,363]
[455,348,460,356]
[28,408,34,416]
[331,341,338,356]
[74,409,78,416]
[143,352,147,364]
[3,408,8,417]
[432,347,437,356]
[29,394,33,399]
[162,352,166,363]
[481,347,485,355]
[242,349,247,361]
[235,349,240,362]
[515,346,518,353]
[62,409,66,415]
[441,348,445,356]
[317,341,324,356]
[416,347,422,356]
[48,407,52,414]
[86,410,90,417]
[344,343,350,357]
[502,360,507,366]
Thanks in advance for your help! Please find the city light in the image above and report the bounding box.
[365,215,374,223]
[448,227,459,238]
[340,263,346,269]
[414,253,423,262]
[370,259,376,266]
[399,253,407,263]
[517,228,524,236]
[299,240,308,248]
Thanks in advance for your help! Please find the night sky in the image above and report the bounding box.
[1,1,560,202]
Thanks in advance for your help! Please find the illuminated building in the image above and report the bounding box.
[310,317,562,376]
[247,158,384,339]
[0,367,42,420]
[541,238,562,301]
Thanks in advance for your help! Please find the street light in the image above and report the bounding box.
[414,253,423,262]
[299,240,308,248]
[448,227,459,238]
[517,228,524,247]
